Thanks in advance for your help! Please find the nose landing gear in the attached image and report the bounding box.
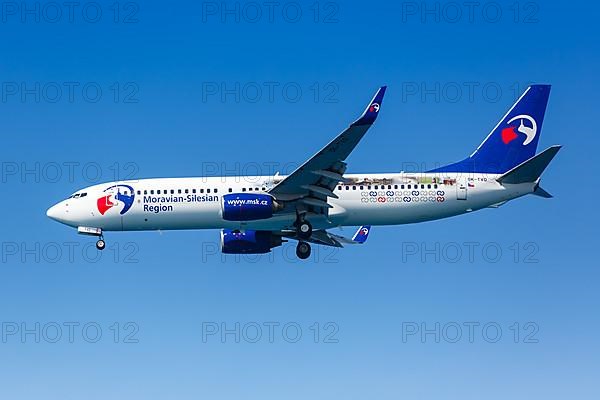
[77,227,106,251]
[96,237,106,251]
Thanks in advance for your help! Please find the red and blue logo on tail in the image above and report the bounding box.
[430,85,551,174]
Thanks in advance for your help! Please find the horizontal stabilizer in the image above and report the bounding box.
[498,145,562,184]
[533,185,553,198]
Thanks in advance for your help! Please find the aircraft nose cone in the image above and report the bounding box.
[47,202,71,225]
[47,200,79,227]
[46,204,60,221]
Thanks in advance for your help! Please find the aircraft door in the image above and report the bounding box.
[456,177,468,200]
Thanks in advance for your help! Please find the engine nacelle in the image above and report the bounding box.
[221,193,281,222]
[220,230,283,254]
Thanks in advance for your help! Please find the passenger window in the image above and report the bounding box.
[337,186,342,190]
[345,186,349,190]
[374,185,378,190]
[352,186,356,190]
[192,189,196,194]
[144,190,148,195]
[242,188,246,192]
[427,184,431,189]
[368,186,372,190]
[434,184,438,189]
[228,188,233,193]
[421,185,425,189]
[388,185,392,189]
[137,190,141,195]
[207,189,211,193]
[214,189,218,194]
[394,185,398,189]
[171,189,175,194]
[401,185,405,189]
[177,189,181,194]
[360,186,364,190]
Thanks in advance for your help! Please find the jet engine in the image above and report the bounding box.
[221,193,282,221]
[220,229,283,254]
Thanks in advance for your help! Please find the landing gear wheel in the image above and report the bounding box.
[296,242,311,260]
[297,220,312,240]
[96,239,106,251]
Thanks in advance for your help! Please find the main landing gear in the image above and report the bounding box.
[297,221,312,239]
[294,214,312,240]
[296,241,311,260]
[294,214,312,260]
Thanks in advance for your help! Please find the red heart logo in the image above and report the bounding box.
[501,126,518,144]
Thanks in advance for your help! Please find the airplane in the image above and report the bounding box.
[46,85,561,260]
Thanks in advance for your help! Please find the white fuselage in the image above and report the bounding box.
[47,172,535,232]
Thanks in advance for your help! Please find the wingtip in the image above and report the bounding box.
[352,87,387,126]
[546,145,563,155]
[352,225,371,243]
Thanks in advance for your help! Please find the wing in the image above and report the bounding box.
[268,86,387,215]
[281,225,372,248]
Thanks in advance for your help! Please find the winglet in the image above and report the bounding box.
[351,225,371,244]
[352,86,387,126]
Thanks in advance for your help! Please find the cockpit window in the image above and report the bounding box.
[68,192,88,199]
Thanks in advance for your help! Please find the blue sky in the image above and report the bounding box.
[0,0,598,399]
